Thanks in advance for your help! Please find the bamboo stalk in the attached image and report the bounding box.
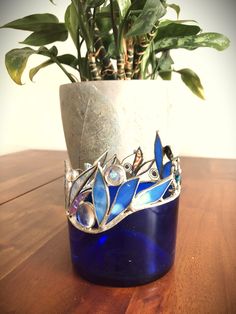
[117,54,126,80]
[125,38,134,79]
[132,24,159,79]
[94,26,116,80]
[86,10,116,80]
[88,53,101,80]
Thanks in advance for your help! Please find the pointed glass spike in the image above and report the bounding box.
[154,132,163,178]
[162,161,172,178]
[132,147,143,173]
[69,166,96,205]
[93,167,110,224]
[107,178,139,223]
[76,202,96,228]
[93,150,108,167]
[133,179,172,209]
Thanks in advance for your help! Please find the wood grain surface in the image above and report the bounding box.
[0,150,67,205]
[0,151,235,314]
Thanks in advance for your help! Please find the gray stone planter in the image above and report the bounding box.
[60,80,168,169]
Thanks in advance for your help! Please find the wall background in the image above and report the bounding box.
[0,0,235,158]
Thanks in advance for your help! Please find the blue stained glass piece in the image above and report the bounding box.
[154,133,163,177]
[162,161,172,178]
[135,179,171,207]
[108,178,139,223]
[175,174,181,183]
[109,186,119,205]
[136,181,154,193]
[93,168,109,224]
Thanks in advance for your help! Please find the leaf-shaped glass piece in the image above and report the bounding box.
[133,179,172,209]
[107,178,139,223]
[93,150,108,167]
[132,147,143,174]
[69,165,96,205]
[136,181,154,194]
[93,167,110,224]
[154,132,163,177]
[162,161,172,178]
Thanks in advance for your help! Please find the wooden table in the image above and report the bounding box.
[0,150,235,314]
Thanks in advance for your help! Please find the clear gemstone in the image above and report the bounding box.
[104,165,126,186]
[76,202,96,228]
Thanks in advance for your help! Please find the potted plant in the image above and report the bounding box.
[1,0,229,286]
[1,0,230,167]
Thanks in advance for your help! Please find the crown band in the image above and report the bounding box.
[64,132,181,234]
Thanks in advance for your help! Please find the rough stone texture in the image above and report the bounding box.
[60,81,167,169]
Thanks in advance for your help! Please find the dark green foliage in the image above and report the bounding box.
[1,0,230,99]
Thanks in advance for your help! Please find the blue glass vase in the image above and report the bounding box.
[68,196,179,287]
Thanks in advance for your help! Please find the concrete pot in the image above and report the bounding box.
[60,80,168,169]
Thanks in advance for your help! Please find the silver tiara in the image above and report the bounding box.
[64,132,181,234]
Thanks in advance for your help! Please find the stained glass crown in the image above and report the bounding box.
[64,132,181,234]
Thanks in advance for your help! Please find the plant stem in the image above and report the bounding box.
[132,24,159,79]
[73,0,93,51]
[87,9,116,80]
[109,0,118,51]
[88,53,101,80]
[51,56,76,83]
[94,26,116,80]
[124,38,134,79]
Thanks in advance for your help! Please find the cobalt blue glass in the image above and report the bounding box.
[68,196,179,287]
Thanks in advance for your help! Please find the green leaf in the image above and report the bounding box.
[5,46,57,84]
[108,41,117,58]
[159,19,198,27]
[177,68,205,99]
[155,32,230,52]
[155,22,201,42]
[20,24,68,46]
[49,0,56,4]
[1,14,59,32]
[5,47,36,85]
[158,51,173,71]
[57,54,78,69]
[29,59,53,81]
[158,51,173,80]
[126,0,166,37]
[86,0,106,8]
[65,4,79,46]
[29,54,77,81]
[159,71,172,80]
[37,46,58,58]
[96,6,113,33]
[117,0,131,17]
[167,4,180,19]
